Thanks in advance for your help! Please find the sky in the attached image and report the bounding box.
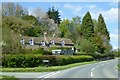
[2,2,119,49]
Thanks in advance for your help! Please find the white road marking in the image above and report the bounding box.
[44,71,60,78]
[37,72,54,78]
[91,60,111,78]
[91,72,93,77]
[35,71,60,79]
[92,68,94,71]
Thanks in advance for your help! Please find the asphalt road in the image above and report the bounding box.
[1,59,119,80]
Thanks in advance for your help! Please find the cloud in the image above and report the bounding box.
[110,33,118,49]
[63,3,82,15]
[101,8,118,21]
[87,7,118,22]
[110,33,118,41]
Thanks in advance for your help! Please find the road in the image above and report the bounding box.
[1,59,119,80]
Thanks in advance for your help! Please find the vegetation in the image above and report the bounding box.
[0,75,19,80]
[2,61,96,72]
[81,12,94,42]
[2,54,94,68]
[1,2,116,69]
[118,64,120,71]
[47,6,61,25]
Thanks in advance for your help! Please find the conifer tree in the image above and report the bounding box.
[97,14,110,41]
[93,13,111,53]
[81,12,94,42]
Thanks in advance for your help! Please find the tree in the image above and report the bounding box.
[2,16,32,35]
[96,14,110,41]
[47,6,61,25]
[79,38,96,54]
[32,7,59,37]
[93,14,111,53]
[81,12,94,42]
[2,26,22,54]
[68,16,81,44]
[59,19,70,38]
[59,16,81,44]
[2,2,28,17]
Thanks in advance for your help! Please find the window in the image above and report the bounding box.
[41,40,45,46]
[20,39,25,45]
[61,40,65,46]
[50,40,55,45]
[29,39,34,45]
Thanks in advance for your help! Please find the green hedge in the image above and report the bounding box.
[32,48,52,55]
[74,51,115,60]
[2,54,94,68]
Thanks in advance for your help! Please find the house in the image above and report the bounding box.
[20,33,74,55]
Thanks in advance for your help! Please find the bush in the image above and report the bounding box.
[2,54,94,68]
[32,48,52,55]
[113,51,120,57]
[74,52,87,55]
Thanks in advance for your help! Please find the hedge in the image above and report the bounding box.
[74,52,115,60]
[2,54,94,68]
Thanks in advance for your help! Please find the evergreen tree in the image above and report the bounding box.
[93,13,111,53]
[47,6,61,25]
[81,12,94,41]
[97,14,110,41]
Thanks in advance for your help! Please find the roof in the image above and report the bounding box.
[22,36,74,45]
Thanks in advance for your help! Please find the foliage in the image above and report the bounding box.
[1,75,19,80]
[96,14,110,41]
[2,2,112,58]
[59,19,70,38]
[74,52,87,55]
[93,14,111,53]
[2,27,22,54]
[2,2,28,17]
[59,16,81,44]
[81,12,94,42]
[2,16,32,54]
[2,16,32,35]
[112,50,120,57]
[2,54,94,68]
[32,48,52,55]
[47,6,61,25]
[79,38,96,54]
[2,61,96,72]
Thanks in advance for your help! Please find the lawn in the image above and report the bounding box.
[118,64,120,71]
[2,61,96,72]
[0,75,19,80]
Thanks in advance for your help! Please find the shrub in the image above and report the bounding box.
[2,54,94,68]
[32,48,52,55]
[74,52,87,55]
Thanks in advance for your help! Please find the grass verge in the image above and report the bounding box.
[118,64,120,71]
[1,61,96,72]
[0,75,19,80]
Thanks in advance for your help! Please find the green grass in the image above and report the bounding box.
[0,75,19,80]
[2,61,96,72]
[118,64,120,71]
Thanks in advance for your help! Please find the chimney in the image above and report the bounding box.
[44,32,49,44]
